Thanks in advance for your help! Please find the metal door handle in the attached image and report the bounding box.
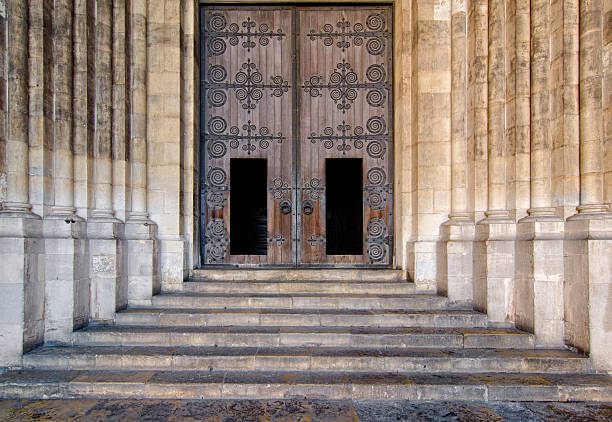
[303,200,314,215]
[279,200,292,214]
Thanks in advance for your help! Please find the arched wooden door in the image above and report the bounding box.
[200,6,393,267]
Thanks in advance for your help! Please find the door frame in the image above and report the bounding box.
[198,2,395,268]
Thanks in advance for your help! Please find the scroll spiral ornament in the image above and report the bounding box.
[366,89,385,107]
[207,167,227,187]
[366,14,386,31]
[207,141,227,159]
[366,243,386,262]
[366,116,386,135]
[207,116,227,135]
[366,64,386,83]
[205,218,228,263]
[367,218,386,238]
[367,192,386,210]
[207,37,227,56]
[207,89,227,108]
[206,192,226,210]
[207,65,227,83]
[366,167,386,186]
[366,141,386,159]
[207,14,227,31]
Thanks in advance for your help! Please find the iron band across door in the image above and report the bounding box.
[200,6,393,267]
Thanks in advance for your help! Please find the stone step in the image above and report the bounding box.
[73,326,534,349]
[23,345,590,374]
[1,369,610,401]
[180,280,417,295]
[115,308,487,328]
[151,293,449,311]
[191,268,407,282]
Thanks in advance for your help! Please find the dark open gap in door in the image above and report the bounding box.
[230,158,268,255]
[326,158,363,255]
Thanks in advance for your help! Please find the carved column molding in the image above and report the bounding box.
[576,0,607,214]
[125,0,159,306]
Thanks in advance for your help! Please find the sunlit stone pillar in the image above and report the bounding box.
[474,0,515,326]
[441,0,474,306]
[0,0,45,366]
[125,0,159,306]
[89,0,127,322]
[564,0,612,372]
[514,0,565,347]
[42,0,89,344]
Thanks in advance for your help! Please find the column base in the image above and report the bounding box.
[125,217,160,306]
[474,218,516,326]
[0,214,44,367]
[88,216,126,322]
[516,216,565,347]
[406,240,438,292]
[43,216,89,344]
[440,218,475,305]
[565,214,612,372]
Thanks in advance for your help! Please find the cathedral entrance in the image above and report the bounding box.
[200,6,393,267]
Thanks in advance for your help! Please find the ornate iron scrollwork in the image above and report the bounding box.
[206,116,285,156]
[205,13,285,56]
[365,218,390,263]
[302,178,324,200]
[364,167,390,210]
[205,218,229,263]
[307,234,326,246]
[268,234,286,246]
[207,167,228,187]
[307,14,389,55]
[269,178,291,200]
[302,60,389,113]
[308,116,390,156]
[204,60,290,112]
[205,191,227,210]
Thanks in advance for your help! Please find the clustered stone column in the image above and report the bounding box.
[474,0,516,327]
[564,0,612,371]
[441,0,474,306]
[125,0,160,306]
[88,0,128,322]
[514,0,565,347]
[42,0,90,344]
[0,0,45,366]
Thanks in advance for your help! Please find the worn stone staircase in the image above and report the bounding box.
[1,270,611,401]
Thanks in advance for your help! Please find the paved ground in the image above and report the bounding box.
[0,399,610,421]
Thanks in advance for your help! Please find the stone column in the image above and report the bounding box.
[89,0,127,322]
[514,0,565,347]
[513,0,531,218]
[0,0,45,366]
[474,0,516,326]
[408,0,451,292]
[148,0,185,290]
[73,0,90,216]
[43,0,89,344]
[602,0,611,211]
[441,0,474,306]
[576,0,607,215]
[125,0,159,306]
[564,0,612,372]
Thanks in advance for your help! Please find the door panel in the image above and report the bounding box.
[201,8,295,265]
[297,8,393,265]
[200,6,392,267]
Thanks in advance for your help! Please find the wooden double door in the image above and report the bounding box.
[200,6,393,267]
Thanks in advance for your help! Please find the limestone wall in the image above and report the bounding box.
[0,0,609,371]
